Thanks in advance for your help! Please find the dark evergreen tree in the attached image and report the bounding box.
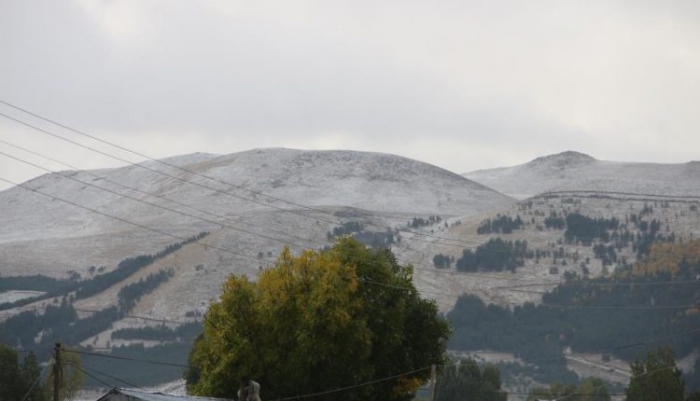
[626,347,684,401]
[435,359,507,401]
[0,345,46,401]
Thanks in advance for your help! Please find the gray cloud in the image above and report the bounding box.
[1,0,699,190]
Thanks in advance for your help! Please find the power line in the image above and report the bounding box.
[0,134,692,398]
[0,175,268,264]
[73,362,147,391]
[493,278,700,291]
[531,302,697,310]
[553,362,682,401]
[0,172,525,317]
[79,308,196,325]
[2,101,697,280]
[56,311,700,397]
[63,348,190,369]
[25,304,197,325]
[64,332,698,400]
[0,110,339,224]
[0,176,687,312]
[4,109,642,290]
[0,149,313,250]
[362,276,699,310]
[0,136,556,286]
[454,326,700,367]
[0,138,329,250]
[0,105,538,253]
[0,99,338,216]
[64,361,113,389]
[0,154,694,309]
[272,366,431,400]
[63,340,696,400]
[0,149,554,287]
[19,355,53,401]
[6,98,489,250]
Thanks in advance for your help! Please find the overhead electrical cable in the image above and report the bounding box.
[2,173,694,310]
[0,149,313,250]
[0,112,696,306]
[270,366,431,400]
[1,101,697,274]
[0,103,543,251]
[63,348,190,369]
[69,361,147,391]
[0,175,266,264]
[0,138,329,249]
[0,147,555,285]
[18,355,52,401]
[454,326,700,366]
[0,110,341,226]
[64,361,114,389]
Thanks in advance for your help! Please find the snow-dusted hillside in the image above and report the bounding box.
[183,148,512,215]
[464,151,700,199]
[0,148,513,279]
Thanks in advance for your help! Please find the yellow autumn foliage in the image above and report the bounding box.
[187,238,450,401]
[633,240,700,277]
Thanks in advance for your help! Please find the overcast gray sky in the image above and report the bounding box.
[1,0,699,190]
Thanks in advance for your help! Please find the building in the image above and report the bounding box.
[96,388,234,401]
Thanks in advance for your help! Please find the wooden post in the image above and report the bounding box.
[428,364,436,401]
[53,343,61,401]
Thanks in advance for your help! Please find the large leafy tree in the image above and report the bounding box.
[435,358,507,401]
[187,238,450,400]
[626,347,684,401]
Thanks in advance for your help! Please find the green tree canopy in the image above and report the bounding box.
[625,347,684,401]
[186,238,450,400]
[435,358,507,401]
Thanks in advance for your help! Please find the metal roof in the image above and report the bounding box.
[96,388,234,401]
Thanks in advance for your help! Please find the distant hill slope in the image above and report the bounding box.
[0,148,514,277]
[464,151,700,199]
[181,148,514,215]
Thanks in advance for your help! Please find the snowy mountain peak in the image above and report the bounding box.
[528,151,596,169]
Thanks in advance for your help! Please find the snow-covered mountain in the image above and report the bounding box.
[464,151,700,199]
[0,148,513,278]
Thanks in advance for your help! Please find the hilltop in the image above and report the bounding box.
[0,148,514,325]
[464,151,700,199]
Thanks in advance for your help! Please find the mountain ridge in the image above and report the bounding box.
[0,147,514,278]
[464,151,700,199]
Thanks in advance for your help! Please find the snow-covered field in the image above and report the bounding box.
[0,290,45,304]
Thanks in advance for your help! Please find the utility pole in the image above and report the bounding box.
[53,343,61,401]
[428,364,437,401]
